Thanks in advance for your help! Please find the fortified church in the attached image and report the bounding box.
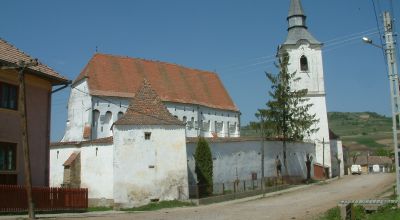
[50,0,343,208]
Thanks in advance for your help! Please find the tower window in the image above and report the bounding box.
[145,132,151,140]
[300,55,309,71]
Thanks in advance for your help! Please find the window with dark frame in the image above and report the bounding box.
[300,55,309,72]
[145,132,151,140]
[0,142,17,171]
[0,82,18,110]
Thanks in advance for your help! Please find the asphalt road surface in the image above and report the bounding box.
[56,173,395,220]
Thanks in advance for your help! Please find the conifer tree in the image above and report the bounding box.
[194,137,213,197]
[256,51,319,174]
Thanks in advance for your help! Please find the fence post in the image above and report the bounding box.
[243,181,246,191]
[222,183,225,195]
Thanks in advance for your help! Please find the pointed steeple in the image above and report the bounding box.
[287,0,307,29]
[283,0,321,45]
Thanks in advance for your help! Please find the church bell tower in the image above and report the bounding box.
[280,0,331,176]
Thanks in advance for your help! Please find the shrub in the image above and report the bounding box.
[195,137,213,197]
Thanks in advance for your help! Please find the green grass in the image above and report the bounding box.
[367,208,400,219]
[318,205,400,220]
[318,207,341,220]
[121,200,194,212]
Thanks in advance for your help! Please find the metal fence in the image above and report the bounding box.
[189,176,299,199]
[0,185,88,212]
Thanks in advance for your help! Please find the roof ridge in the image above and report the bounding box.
[0,38,69,84]
[94,53,217,75]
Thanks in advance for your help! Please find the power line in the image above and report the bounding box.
[218,28,380,73]
[371,0,389,73]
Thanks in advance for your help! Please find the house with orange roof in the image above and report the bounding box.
[61,53,240,142]
[0,38,69,186]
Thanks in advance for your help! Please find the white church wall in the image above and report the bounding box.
[186,140,315,185]
[50,143,114,202]
[50,145,78,187]
[330,139,344,178]
[63,86,240,142]
[165,103,240,138]
[113,125,188,208]
[91,96,130,139]
[283,43,332,177]
[80,143,114,202]
[61,80,92,142]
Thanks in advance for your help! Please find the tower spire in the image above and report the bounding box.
[283,0,321,45]
[287,0,307,30]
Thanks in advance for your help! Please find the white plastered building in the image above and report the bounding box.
[278,0,344,177]
[61,53,240,143]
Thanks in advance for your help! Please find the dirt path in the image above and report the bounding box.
[62,173,395,220]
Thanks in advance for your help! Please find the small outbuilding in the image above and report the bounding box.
[112,79,188,208]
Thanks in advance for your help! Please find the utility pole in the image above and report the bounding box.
[260,116,265,197]
[383,11,400,199]
[18,60,37,219]
[2,59,38,219]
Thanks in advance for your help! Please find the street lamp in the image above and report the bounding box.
[362,37,384,49]
[362,12,400,199]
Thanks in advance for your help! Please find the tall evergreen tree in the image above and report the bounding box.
[256,51,319,174]
[194,137,213,197]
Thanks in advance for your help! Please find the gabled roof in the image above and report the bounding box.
[63,152,80,166]
[114,80,185,126]
[0,38,70,85]
[73,53,238,111]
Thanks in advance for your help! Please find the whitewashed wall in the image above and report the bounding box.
[49,143,114,200]
[164,102,240,138]
[113,125,188,208]
[50,145,78,187]
[186,140,315,185]
[330,139,344,177]
[61,80,92,142]
[61,79,240,142]
[283,43,332,176]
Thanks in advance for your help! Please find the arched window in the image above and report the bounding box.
[92,110,100,139]
[300,55,309,71]
[117,112,124,120]
[183,116,187,123]
[104,111,112,136]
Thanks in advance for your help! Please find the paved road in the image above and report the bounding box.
[8,173,395,220]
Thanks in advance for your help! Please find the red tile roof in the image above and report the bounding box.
[63,152,80,166]
[74,53,238,111]
[114,80,184,126]
[50,136,113,148]
[0,38,69,85]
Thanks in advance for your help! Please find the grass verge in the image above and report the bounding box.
[121,200,194,212]
[318,204,400,220]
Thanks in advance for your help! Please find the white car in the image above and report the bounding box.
[351,165,362,175]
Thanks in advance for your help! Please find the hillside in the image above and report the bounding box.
[241,112,393,152]
[328,112,392,151]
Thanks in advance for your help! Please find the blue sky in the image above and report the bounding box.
[1,0,399,141]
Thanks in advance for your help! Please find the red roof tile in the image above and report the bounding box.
[114,80,184,126]
[50,136,113,148]
[0,38,69,85]
[74,53,238,111]
[63,152,80,166]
